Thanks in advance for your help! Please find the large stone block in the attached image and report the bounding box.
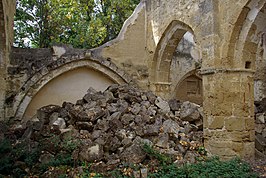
[225,117,246,131]
[210,103,233,116]
[245,118,255,131]
[241,142,255,160]
[231,142,244,153]
[206,116,224,129]
[230,130,255,142]
[205,140,237,158]
[232,103,252,117]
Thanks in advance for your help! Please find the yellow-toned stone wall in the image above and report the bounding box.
[95,0,264,159]
[0,0,16,120]
[202,70,255,159]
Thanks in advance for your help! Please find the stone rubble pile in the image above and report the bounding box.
[255,99,266,158]
[1,84,204,175]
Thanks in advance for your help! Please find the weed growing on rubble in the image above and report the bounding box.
[61,136,81,152]
[142,143,172,165]
[40,152,74,172]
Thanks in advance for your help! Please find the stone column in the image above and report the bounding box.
[0,1,6,120]
[202,69,255,160]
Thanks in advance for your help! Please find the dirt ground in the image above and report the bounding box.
[248,158,266,177]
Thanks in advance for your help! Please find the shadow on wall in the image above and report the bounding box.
[24,67,115,119]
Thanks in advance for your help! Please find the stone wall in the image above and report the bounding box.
[2,0,266,160]
[175,73,202,105]
[96,2,149,90]
[255,100,266,158]
[6,45,132,121]
[23,67,115,119]
[170,32,202,104]
[0,0,16,120]
[95,0,265,159]
[254,6,266,101]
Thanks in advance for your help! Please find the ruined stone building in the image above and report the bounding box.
[1,0,266,159]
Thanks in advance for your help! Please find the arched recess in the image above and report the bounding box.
[151,20,195,83]
[174,70,202,105]
[227,0,266,69]
[208,0,266,159]
[248,4,266,101]
[150,20,201,99]
[226,1,266,100]
[13,56,131,120]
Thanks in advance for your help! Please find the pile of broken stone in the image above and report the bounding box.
[254,99,266,158]
[0,84,204,176]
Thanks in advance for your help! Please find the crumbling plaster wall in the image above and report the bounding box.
[95,2,149,90]
[24,67,115,119]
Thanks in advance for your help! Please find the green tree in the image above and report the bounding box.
[14,0,140,48]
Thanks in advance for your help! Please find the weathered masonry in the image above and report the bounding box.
[1,0,266,159]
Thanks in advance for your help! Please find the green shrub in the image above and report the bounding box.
[0,139,13,174]
[149,157,259,178]
[40,152,74,172]
[0,138,42,176]
[61,137,81,152]
[0,138,12,154]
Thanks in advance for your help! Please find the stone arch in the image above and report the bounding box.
[227,0,266,69]
[150,20,200,99]
[13,56,132,120]
[174,69,202,105]
[151,20,195,84]
[225,1,266,101]
[201,0,266,159]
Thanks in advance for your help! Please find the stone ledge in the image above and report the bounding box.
[200,68,255,75]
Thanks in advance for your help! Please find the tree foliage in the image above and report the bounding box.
[14,0,140,48]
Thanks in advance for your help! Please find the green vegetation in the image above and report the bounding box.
[0,136,78,177]
[142,144,258,178]
[40,152,74,172]
[14,0,140,48]
[0,138,35,177]
[142,143,172,165]
[148,157,258,178]
[0,138,259,177]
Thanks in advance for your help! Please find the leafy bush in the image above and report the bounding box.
[149,157,259,178]
[0,138,41,176]
[0,139,14,174]
[40,152,74,173]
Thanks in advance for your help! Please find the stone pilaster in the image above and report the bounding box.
[202,69,255,160]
